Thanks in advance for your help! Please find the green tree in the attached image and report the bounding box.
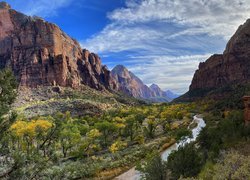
[95,121,117,146]
[144,116,157,138]
[0,69,18,178]
[124,115,136,141]
[138,154,171,180]
[175,128,192,142]
[167,143,204,179]
[0,69,17,138]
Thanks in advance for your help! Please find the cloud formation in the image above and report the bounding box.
[126,54,211,94]
[82,0,250,93]
[109,0,249,38]
[12,0,74,17]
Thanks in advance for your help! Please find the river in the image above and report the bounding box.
[114,115,206,180]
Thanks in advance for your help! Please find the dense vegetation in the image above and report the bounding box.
[140,88,250,180]
[1,69,249,179]
[0,72,201,180]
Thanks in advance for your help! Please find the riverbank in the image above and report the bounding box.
[115,115,206,180]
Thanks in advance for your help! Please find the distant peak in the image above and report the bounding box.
[113,65,126,70]
[150,84,159,88]
[112,65,128,73]
[0,2,10,9]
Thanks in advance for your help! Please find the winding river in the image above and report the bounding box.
[114,115,206,180]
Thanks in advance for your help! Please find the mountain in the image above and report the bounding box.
[149,84,173,102]
[111,65,172,102]
[111,65,154,99]
[179,19,250,101]
[149,84,166,97]
[0,2,116,90]
[165,90,180,99]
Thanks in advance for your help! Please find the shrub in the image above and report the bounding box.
[167,143,204,179]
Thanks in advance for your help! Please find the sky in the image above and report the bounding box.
[5,0,250,94]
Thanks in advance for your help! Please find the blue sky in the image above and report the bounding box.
[5,0,250,94]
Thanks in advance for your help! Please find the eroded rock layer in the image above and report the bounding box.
[0,2,116,90]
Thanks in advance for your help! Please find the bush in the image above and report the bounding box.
[201,151,250,180]
[138,154,171,180]
[167,143,204,179]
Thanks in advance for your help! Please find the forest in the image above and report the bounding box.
[0,69,203,179]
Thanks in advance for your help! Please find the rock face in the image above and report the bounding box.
[111,65,154,98]
[190,19,250,92]
[111,65,172,102]
[0,2,116,90]
[149,84,166,97]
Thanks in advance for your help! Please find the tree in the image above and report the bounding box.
[95,121,117,146]
[138,154,171,180]
[109,139,127,153]
[10,119,53,154]
[144,116,157,138]
[59,122,81,158]
[0,69,17,139]
[175,128,192,142]
[113,116,126,136]
[167,143,204,179]
[124,115,136,141]
[200,151,250,180]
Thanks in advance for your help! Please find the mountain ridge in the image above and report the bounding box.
[111,65,176,102]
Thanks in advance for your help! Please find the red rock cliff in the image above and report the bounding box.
[190,19,250,91]
[0,2,116,90]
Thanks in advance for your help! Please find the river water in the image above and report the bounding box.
[115,115,206,180]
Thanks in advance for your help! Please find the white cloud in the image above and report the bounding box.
[126,54,211,94]
[19,0,74,17]
[84,0,250,54]
[109,0,250,38]
[82,0,250,93]
[83,24,165,53]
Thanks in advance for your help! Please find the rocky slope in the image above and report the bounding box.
[111,65,173,102]
[150,84,166,97]
[111,65,154,98]
[183,19,250,99]
[0,2,116,90]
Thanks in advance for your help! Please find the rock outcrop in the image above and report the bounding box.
[0,2,116,90]
[190,19,250,92]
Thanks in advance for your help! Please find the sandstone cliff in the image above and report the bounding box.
[0,2,116,90]
[189,19,250,94]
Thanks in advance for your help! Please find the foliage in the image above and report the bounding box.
[200,151,250,180]
[167,143,204,179]
[138,153,171,180]
[1,100,198,179]
[109,139,127,153]
[174,128,192,142]
[0,69,17,138]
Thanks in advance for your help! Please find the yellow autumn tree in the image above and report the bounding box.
[109,140,127,153]
[10,119,53,152]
